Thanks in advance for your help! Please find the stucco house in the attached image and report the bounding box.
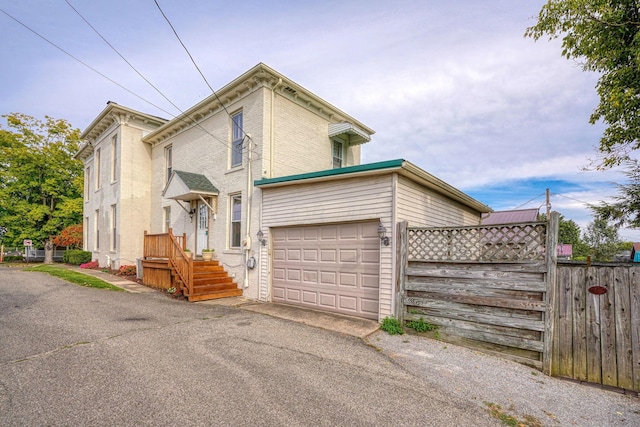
[75,63,490,321]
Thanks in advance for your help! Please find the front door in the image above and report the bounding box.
[196,201,208,255]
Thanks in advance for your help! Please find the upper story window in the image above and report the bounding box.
[231,111,243,168]
[230,194,242,248]
[332,140,343,169]
[165,145,172,183]
[110,135,118,183]
[85,166,91,201]
[95,148,101,189]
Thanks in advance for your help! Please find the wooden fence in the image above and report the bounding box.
[398,214,640,392]
[397,216,558,372]
[554,262,640,392]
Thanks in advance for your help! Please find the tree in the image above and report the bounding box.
[52,223,83,249]
[583,217,622,261]
[0,113,83,263]
[592,159,640,228]
[540,213,590,257]
[525,1,640,168]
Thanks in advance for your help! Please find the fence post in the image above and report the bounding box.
[395,221,408,324]
[543,212,559,375]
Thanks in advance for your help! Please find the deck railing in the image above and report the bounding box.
[143,229,192,295]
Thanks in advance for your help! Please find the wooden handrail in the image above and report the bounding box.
[144,228,192,295]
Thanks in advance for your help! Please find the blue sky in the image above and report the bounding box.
[1,0,638,240]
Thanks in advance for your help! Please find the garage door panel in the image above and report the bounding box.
[361,274,380,288]
[319,293,336,308]
[272,222,380,320]
[302,270,318,283]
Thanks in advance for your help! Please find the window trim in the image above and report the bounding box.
[230,111,243,168]
[229,194,242,249]
[165,145,173,183]
[110,134,118,183]
[163,206,171,233]
[95,148,101,190]
[332,140,344,169]
[94,209,100,251]
[110,204,117,252]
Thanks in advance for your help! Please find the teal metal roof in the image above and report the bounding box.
[254,159,404,187]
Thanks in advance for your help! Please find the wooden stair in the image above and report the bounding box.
[179,259,243,302]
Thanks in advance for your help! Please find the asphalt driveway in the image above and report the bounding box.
[1,267,497,426]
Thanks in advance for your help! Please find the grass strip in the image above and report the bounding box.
[24,265,124,291]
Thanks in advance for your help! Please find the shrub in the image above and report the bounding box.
[80,260,99,269]
[380,316,404,335]
[64,250,92,265]
[118,265,136,276]
[2,256,24,262]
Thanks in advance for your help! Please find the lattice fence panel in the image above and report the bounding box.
[408,222,547,262]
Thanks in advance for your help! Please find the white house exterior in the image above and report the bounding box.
[75,63,490,321]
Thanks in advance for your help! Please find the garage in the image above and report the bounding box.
[271,221,380,320]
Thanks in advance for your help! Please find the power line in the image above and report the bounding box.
[0,7,172,117]
[152,0,253,143]
[64,0,242,152]
[513,192,545,210]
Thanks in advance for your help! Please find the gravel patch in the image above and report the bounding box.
[368,331,640,427]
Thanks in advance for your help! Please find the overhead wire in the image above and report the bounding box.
[64,0,241,152]
[0,7,173,118]
[152,0,254,146]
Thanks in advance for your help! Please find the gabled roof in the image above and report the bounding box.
[481,208,539,225]
[163,170,219,201]
[254,159,491,213]
[142,63,375,145]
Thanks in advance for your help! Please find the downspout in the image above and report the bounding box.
[270,78,283,178]
[244,135,253,289]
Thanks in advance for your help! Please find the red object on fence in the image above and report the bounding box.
[588,286,608,295]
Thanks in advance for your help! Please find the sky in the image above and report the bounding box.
[1,0,638,240]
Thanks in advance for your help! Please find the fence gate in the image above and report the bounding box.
[554,263,640,392]
[397,214,558,374]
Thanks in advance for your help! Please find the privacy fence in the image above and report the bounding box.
[396,214,640,393]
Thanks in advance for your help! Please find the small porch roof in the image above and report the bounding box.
[328,122,371,145]
[163,170,219,201]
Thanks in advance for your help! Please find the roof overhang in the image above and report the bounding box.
[329,122,371,145]
[163,170,219,202]
[254,159,491,213]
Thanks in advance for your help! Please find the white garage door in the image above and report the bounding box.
[271,221,380,320]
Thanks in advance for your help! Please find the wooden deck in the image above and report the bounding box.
[142,229,242,302]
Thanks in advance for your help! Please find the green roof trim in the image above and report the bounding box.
[174,170,219,193]
[254,159,404,187]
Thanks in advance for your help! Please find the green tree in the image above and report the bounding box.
[540,213,590,257]
[526,1,640,168]
[592,159,640,229]
[583,217,622,261]
[0,113,83,263]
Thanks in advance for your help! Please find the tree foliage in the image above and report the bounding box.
[592,159,640,229]
[52,223,83,249]
[526,1,640,167]
[583,216,622,261]
[0,113,83,258]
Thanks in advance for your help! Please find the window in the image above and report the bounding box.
[84,217,88,251]
[110,135,118,183]
[85,166,90,200]
[95,148,101,189]
[231,111,243,167]
[163,207,171,233]
[332,140,343,169]
[230,194,242,248]
[94,209,100,250]
[110,204,117,251]
[165,145,172,183]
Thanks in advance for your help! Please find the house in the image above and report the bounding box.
[481,208,539,225]
[632,243,640,262]
[75,63,490,321]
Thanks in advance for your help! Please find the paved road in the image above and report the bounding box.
[0,268,497,426]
